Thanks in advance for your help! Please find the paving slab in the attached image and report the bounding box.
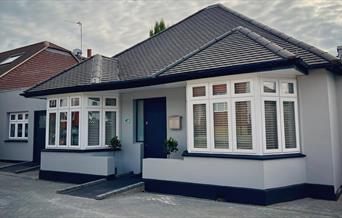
[0,173,341,218]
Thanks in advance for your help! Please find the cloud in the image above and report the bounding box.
[0,0,342,57]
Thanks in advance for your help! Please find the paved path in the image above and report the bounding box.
[0,173,341,218]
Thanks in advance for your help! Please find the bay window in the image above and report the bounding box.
[46,95,119,149]
[187,76,300,155]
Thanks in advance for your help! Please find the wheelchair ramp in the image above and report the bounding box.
[0,162,39,173]
[58,174,143,200]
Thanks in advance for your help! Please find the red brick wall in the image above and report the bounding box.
[0,49,78,91]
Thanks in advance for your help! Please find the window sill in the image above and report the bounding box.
[4,139,28,143]
[42,148,113,153]
[182,150,305,160]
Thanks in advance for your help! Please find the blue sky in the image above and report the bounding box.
[1,0,342,57]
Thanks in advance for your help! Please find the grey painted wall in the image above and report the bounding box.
[0,89,46,161]
[334,75,342,192]
[41,151,116,176]
[298,68,342,192]
[119,86,186,174]
[143,157,306,189]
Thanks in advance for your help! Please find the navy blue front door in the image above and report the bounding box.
[144,98,167,158]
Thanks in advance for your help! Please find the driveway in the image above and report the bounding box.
[0,173,341,218]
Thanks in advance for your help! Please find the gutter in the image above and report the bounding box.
[22,59,303,98]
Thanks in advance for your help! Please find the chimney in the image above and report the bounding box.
[87,49,92,58]
[337,46,342,59]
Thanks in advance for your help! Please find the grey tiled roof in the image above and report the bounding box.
[29,55,119,92]
[25,4,340,95]
[155,27,295,77]
[114,4,337,81]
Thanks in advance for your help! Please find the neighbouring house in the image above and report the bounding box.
[22,4,342,205]
[0,41,79,162]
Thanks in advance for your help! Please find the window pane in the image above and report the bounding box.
[235,101,252,149]
[88,97,101,106]
[105,98,117,107]
[49,100,57,108]
[282,82,294,94]
[10,114,16,120]
[59,112,68,146]
[18,114,23,120]
[105,111,117,145]
[71,98,80,107]
[10,124,15,137]
[24,123,28,138]
[49,113,56,145]
[213,84,227,96]
[71,111,79,146]
[213,102,229,149]
[264,81,276,93]
[25,113,28,120]
[193,104,207,148]
[265,101,278,149]
[17,123,23,137]
[192,86,206,97]
[283,101,297,148]
[88,111,100,146]
[234,82,250,94]
[136,100,144,142]
[60,98,68,107]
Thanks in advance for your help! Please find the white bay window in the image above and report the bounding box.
[46,95,119,149]
[187,76,300,155]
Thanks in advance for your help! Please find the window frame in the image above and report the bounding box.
[70,96,81,108]
[261,79,279,96]
[209,98,233,153]
[46,111,57,147]
[188,100,211,152]
[85,109,102,148]
[57,110,68,147]
[231,97,257,153]
[8,112,28,140]
[103,97,118,108]
[280,97,300,152]
[231,79,254,97]
[48,98,58,109]
[187,83,209,100]
[102,109,120,147]
[69,109,81,148]
[210,81,230,99]
[280,80,297,97]
[261,97,282,153]
[87,96,102,108]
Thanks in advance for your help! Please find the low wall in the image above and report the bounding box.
[41,151,116,176]
[143,156,306,190]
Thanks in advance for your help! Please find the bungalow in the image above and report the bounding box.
[0,41,79,162]
[22,4,342,205]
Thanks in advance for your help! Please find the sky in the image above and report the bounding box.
[1,0,342,57]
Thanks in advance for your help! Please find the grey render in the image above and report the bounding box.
[0,89,45,161]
